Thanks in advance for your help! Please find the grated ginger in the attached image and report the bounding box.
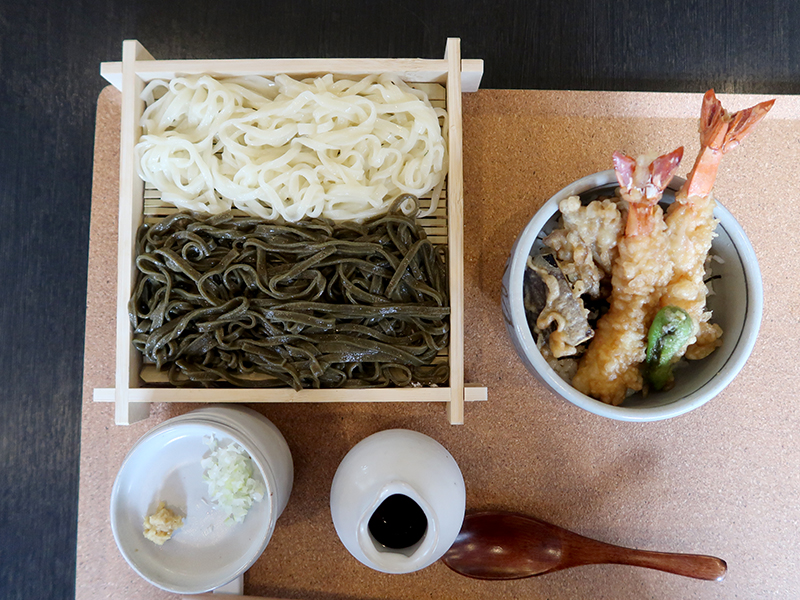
[143,501,183,545]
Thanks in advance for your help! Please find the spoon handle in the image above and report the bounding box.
[568,538,727,581]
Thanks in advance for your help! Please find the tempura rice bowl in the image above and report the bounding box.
[501,170,763,421]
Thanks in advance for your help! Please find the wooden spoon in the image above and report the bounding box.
[442,512,726,581]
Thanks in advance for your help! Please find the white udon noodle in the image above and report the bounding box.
[136,73,448,222]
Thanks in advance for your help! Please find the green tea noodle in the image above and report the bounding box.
[129,196,450,389]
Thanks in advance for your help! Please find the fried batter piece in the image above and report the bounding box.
[544,195,625,298]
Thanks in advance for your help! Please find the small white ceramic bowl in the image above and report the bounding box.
[501,170,763,421]
[110,406,293,593]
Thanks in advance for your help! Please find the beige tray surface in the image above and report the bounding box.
[78,86,800,599]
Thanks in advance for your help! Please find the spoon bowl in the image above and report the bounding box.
[442,512,726,581]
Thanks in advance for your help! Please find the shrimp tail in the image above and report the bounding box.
[685,90,775,198]
[613,147,684,237]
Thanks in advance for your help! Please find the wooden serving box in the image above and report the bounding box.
[93,39,487,425]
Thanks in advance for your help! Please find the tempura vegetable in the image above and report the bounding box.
[644,306,693,390]
[525,254,593,358]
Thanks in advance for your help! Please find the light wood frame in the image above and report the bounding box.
[95,39,486,425]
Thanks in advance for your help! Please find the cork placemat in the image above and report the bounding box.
[77,85,800,600]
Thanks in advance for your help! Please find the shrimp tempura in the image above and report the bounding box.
[572,148,683,405]
[661,90,774,360]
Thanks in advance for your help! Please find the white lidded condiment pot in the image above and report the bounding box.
[330,429,466,574]
[110,405,293,593]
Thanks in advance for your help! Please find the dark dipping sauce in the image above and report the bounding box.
[368,494,428,550]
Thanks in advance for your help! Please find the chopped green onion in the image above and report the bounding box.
[201,435,264,524]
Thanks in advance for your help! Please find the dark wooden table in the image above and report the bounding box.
[2,1,799,599]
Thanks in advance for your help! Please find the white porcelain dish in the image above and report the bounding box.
[501,170,763,421]
[110,406,293,593]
